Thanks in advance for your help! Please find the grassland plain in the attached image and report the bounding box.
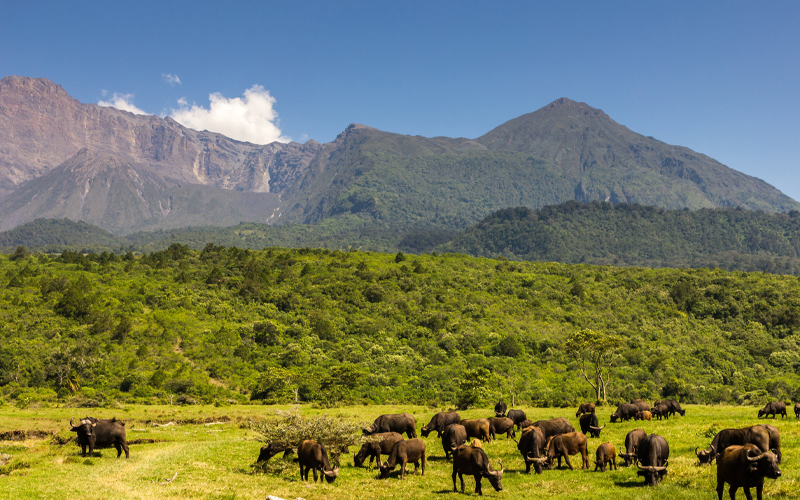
[1,404,798,500]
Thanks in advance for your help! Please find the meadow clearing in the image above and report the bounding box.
[0,404,797,500]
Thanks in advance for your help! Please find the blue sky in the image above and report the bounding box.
[2,1,799,201]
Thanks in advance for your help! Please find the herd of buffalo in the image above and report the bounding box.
[67,399,798,498]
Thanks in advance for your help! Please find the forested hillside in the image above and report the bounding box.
[2,245,799,409]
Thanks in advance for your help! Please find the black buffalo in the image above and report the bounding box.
[506,409,527,429]
[610,403,639,423]
[494,401,507,417]
[652,403,670,420]
[795,403,800,418]
[696,425,781,465]
[421,411,461,438]
[354,432,403,468]
[298,440,339,483]
[487,417,516,441]
[595,442,617,472]
[758,401,787,419]
[655,399,686,417]
[363,413,417,439]
[636,434,669,486]
[379,438,426,480]
[256,441,294,462]
[578,413,605,438]
[620,428,647,467]
[517,426,547,474]
[716,444,781,500]
[460,419,492,443]
[69,417,129,458]
[532,417,575,442]
[442,423,468,460]
[452,443,504,495]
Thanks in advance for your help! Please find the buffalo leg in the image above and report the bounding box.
[412,460,419,475]
[115,443,122,458]
[312,466,318,482]
[400,459,406,480]
[728,485,738,500]
[563,454,573,470]
[611,457,616,470]
[474,474,482,495]
[755,483,763,500]
[459,472,465,492]
[717,479,725,500]
[421,452,426,476]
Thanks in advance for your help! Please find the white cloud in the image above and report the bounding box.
[163,73,181,86]
[98,93,148,115]
[169,85,290,144]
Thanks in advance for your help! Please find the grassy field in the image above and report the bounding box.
[0,404,797,499]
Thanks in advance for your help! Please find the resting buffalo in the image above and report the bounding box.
[575,403,595,417]
[442,424,468,460]
[69,417,129,458]
[380,438,426,480]
[655,399,686,417]
[487,417,516,441]
[636,434,669,486]
[364,413,417,439]
[716,444,781,500]
[507,409,527,429]
[494,401,507,417]
[354,432,403,468]
[256,442,293,462]
[620,428,647,466]
[610,403,639,423]
[544,432,589,470]
[517,426,547,474]
[452,443,504,495]
[758,401,787,419]
[634,411,652,421]
[532,417,575,441]
[460,419,492,443]
[578,413,605,438]
[696,425,781,465]
[298,440,339,483]
[595,442,617,472]
[421,411,461,438]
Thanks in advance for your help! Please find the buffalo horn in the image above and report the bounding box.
[590,426,604,430]
[637,462,667,471]
[747,452,770,462]
[452,443,458,451]
[695,447,701,457]
[91,422,97,427]
[69,418,75,428]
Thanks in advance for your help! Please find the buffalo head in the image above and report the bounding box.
[637,461,668,486]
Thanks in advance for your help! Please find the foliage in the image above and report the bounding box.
[563,329,623,402]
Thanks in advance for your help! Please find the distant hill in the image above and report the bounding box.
[0,218,122,249]
[440,202,800,274]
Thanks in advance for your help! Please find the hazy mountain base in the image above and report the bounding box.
[1,246,800,410]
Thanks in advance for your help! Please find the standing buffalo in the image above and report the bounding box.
[460,419,492,443]
[533,417,575,442]
[69,417,129,458]
[716,444,781,500]
[758,401,787,419]
[354,432,403,468]
[421,412,461,438]
[634,411,652,421]
[442,424,468,460]
[494,401,507,417]
[452,443,504,495]
[487,417,516,441]
[610,403,639,422]
[298,440,339,483]
[652,404,670,420]
[631,401,651,413]
[696,425,781,465]
[795,403,800,418]
[575,403,595,417]
[363,413,417,439]
[544,432,589,470]
[636,434,669,486]
[517,419,534,430]
[578,413,605,438]
[595,442,617,472]
[517,426,547,474]
[655,399,686,417]
[620,428,647,467]
[379,438,426,480]
[507,409,527,429]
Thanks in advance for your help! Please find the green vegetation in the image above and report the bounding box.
[2,244,800,409]
[1,403,798,499]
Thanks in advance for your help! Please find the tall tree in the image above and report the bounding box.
[563,329,623,402]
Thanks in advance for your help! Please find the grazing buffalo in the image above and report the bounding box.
[631,401,651,413]
[442,424,468,460]
[298,440,339,483]
[69,417,129,458]
[460,419,492,443]
[636,434,669,486]
[507,409,527,429]
[544,432,589,470]
[380,438,426,480]
[488,417,516,441]
[354,432,403,468]
[576,403,595,417]
[452,443,504,495]
[610,403,639,423]
[533,417,575,442]
[256,442,293,462]
[758,401,787,419]
[421,411,461,438]
[517,426,547,474]
[795,403,800,418]
[364,413,417,439]
[518,419,534,429]
[696,425,782,465]
[655,399,686,417]
[634,411,652,421]
[494,401,507,417]
[578,413,605,438]
[716,444,781,500]
[595,442,617,472]
[620,428,648,467]
[652,404,670,420]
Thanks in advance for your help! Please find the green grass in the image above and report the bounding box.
[1,404,797,499]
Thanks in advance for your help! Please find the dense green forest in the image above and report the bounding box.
[2,244,800,409]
